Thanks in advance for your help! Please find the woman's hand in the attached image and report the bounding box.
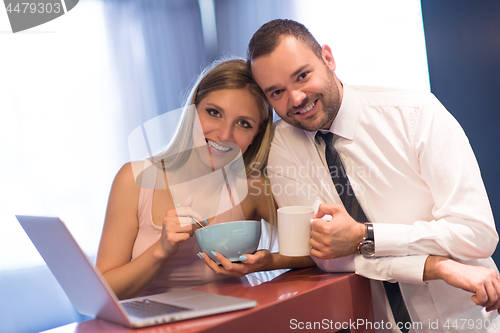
[158,196,207,259]
[198,250,273,278]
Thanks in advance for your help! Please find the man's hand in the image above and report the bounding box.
[310,203,365,259]
[424,256,500,313]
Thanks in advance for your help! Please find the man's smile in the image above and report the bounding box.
[292,99,317,117]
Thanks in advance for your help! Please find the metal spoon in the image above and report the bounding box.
[176,204,204,228]
[190,216,205,229]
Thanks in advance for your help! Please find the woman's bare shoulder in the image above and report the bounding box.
[114,161,147,186]
[109,161,147,199]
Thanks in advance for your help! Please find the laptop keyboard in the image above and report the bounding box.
[122,299,190,318]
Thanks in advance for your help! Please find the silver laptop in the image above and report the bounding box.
[16,215,256,328]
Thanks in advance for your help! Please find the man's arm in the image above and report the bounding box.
[372,94,497,260]
[424,256,500,313]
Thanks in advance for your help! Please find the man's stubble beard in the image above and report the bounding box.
[284,70,341,132]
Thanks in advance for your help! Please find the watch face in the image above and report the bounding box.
[360,240,375,257]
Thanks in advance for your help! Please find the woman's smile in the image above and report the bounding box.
[206,139,233,154]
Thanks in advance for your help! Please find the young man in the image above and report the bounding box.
[248,19,500,332]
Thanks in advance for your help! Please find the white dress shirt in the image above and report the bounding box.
[268,84,499,332]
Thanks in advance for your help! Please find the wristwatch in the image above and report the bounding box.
[357,222,375,257]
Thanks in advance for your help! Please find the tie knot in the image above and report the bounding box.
[316,131,334,146]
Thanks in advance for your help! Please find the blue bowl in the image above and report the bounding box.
[195,220,261,263]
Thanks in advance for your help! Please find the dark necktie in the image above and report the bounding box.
[316,131,411,333]
[316,131,367,222]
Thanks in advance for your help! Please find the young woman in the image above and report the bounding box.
[96,59,314,300]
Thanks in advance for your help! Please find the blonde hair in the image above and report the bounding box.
[152,58,277,242]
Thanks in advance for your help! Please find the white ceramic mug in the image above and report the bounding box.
[277,206,314,256]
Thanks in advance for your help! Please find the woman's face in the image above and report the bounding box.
[196,88,262,168]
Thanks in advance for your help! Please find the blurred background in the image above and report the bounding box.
[1,0,499,332]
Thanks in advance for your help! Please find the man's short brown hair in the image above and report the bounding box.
[247,19,323,66]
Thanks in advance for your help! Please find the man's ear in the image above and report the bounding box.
[321,44,336,72]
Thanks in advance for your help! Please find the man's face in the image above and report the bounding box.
[251,37,342,131]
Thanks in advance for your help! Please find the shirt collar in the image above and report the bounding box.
[328,83,359,141]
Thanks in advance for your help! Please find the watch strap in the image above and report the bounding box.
[365,222,374,241]
[357,222,375,257]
